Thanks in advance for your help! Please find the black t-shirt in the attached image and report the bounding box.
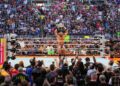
[55,75,64,86]
[78,62,85,74]
[98,83,108,86]
[35,76,45,86]
[104,71,113,82]
[32,67,41,82]
[96,73,102,84]
[62,65,69,77]
[34,68,46,86]
[69,65,74,71]
[87,81,98,86]
[12,73,29,84]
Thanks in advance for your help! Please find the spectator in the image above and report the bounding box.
[104,68,113,83]
[85,57,91,69]
[87,64,96,77]
[86,73,98,86]
[73,58,85,86]
[108,60,114,70]
[26,58,36,86]
[55,69,65,86]
[0,75,13,86]
[18,80,30,86]
[12,67,29,85]
[0,75,5,85]
[109,68,120,86]
[46,63,57,86]
[19,61,24,68]
[62,63,69,78]
[64,74,75,86]
[96,63,104,84]
[33,60,46,86]
[1,61,10,77]
[10,64,19,77]
[69,58,76,71]
[99,75,108,86]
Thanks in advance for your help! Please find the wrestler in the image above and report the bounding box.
[54,24,68,55]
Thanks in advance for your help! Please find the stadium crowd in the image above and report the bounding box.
[0,0,120,86]
[0,56,120,86]
[0,0,120,38]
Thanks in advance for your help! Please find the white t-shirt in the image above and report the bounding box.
[87,69,96,76]
[8,51,12,57]
[46,46,50,51]
[18,41,25,48]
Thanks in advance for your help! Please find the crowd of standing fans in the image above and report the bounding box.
[0,56,120,86]
[0,0,120,38]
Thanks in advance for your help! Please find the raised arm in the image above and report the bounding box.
[93,56,97,64]
[64,29,68,36]
[54,29,58,36]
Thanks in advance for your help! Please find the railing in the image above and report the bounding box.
[16,47,102,56]
[24,44,98,46]
[5,36,111,57]
[13,37,106,56]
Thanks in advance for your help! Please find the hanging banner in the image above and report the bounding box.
[0,38,6,68]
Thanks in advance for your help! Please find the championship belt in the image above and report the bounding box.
[57,27,66,33]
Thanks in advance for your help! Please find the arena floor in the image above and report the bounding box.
[8,56,118,67]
